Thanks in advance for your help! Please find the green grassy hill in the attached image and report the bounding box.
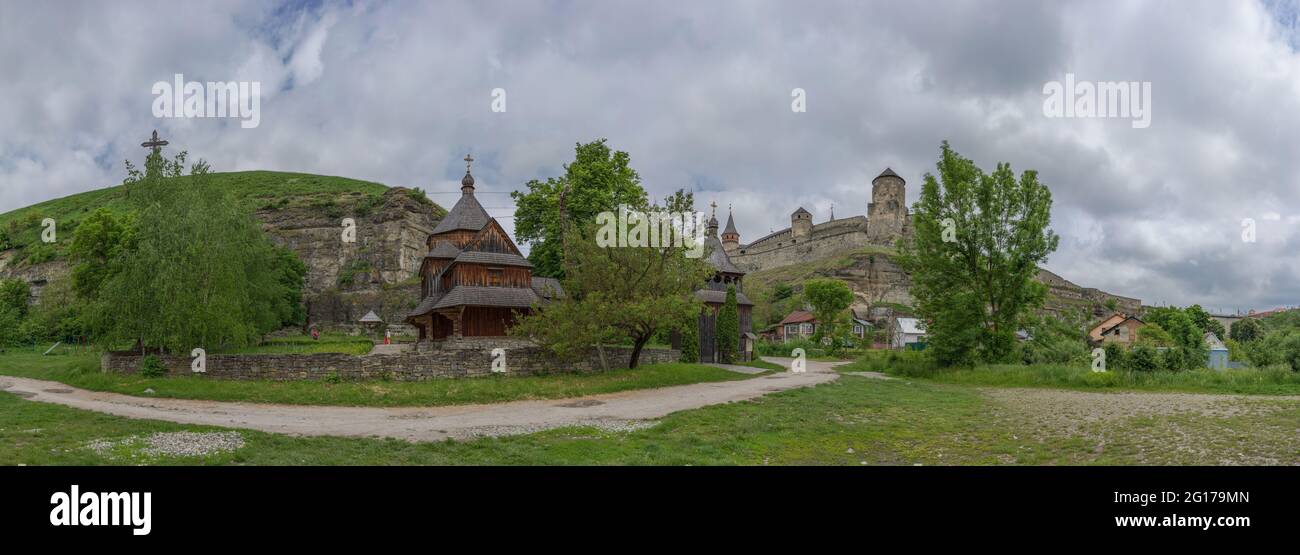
[0,171,394,266]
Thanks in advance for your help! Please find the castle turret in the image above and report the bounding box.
[791,207,812,239]
[721,205,740,253]
[867,167,907,243]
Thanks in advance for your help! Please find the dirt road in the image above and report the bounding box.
[0,357,840,442]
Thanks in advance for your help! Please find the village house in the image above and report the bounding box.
[405,156,562,343]
[891,316,927,349]
[773,309,871,343]
[1088,313,1144,347]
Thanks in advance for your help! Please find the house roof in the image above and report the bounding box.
[1204,332,1227,350]
[530,277,564,299]
[1088,313,1130,341]
[431,286,539,310]
[429,188,492,234]
[426,241,462,259]
[1093,314,1144,339]
[359,310,383,323]
[453,251,532,267]
[694,289,754,306]
[779,310,816,325]
[895,317,926,335]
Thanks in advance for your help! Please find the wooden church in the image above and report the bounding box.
[405,156,562,341]
[685,204,754,362]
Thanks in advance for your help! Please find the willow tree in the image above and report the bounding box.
[897,142,1059,366]
[90,152,305,353]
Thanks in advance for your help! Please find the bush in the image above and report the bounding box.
[1102,342,1126,372]
[1128,345,1159,372]
[139,355,167,378]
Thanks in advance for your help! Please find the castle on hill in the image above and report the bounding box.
[721,168,912,273]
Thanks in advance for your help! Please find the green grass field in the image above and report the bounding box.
[5,366,1298,465]
[839,350,1300,395]
[0,350,761,407]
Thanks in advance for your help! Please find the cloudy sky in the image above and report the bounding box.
[2,0,1298,312]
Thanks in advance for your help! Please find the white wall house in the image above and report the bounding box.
[891,317,927,349]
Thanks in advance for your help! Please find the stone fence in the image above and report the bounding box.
[100,345,681,382]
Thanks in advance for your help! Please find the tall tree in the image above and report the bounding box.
[897,142,1059,366]
[91,152,305,352]
[1230,318,1262,343]
[804,278,854,354]
[511,194,712,368]
[511,139,649,278]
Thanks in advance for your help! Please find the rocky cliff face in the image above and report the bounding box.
[0,186,446,332]
[256,186,443,331]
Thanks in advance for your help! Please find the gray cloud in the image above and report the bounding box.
[1,0,1298,312]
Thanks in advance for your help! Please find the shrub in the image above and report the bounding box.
[1102,342,1126,372]
[1128,345,1159,372]
[139,355,167,378]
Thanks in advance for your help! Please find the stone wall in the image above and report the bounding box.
[101,345,681,381]
[731,229,873,273]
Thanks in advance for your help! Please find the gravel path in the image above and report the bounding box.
[0,357,840,442]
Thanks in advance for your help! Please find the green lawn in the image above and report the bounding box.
[0,351,761,407]
[6,367,1297,465]
[839,351,1300,395]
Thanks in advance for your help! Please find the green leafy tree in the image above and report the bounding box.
[1229,318,1262,343]
[896,142,1059,365]
[803,278,854,354]
[69,208,131,300]
[1162,311,1207,370]
[91,153,304,353]
[716,285,740,363]
[511,139,649,278]
[1185,304,1225,338]
[0,278,29,318]
[511,204,713,368]
[1135,322,1174,347]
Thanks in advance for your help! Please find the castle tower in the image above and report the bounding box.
[867,167,907,243]
[721,205,740,253]
[791,207,812,239]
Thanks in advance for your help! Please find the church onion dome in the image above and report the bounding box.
[792,206,811,218]
[875,167,903,182]
[461,171,475,189]
[722,212,738,236]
